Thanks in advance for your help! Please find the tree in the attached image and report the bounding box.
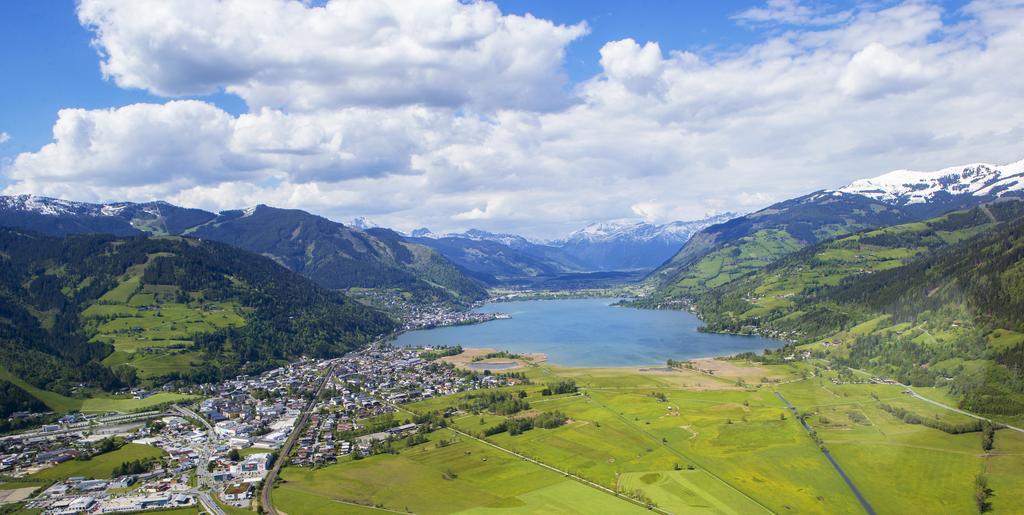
[982,421,995,452]
[228,448,241,461]
[975,473,990,512]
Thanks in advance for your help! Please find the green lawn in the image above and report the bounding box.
[30,444,164,480]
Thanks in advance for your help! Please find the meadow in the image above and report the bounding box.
[281,361,1024,514]
[30,443,164,480]
[272,427,646,514]
[0,366,196,413]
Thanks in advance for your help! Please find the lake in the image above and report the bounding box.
[392,298,782,367]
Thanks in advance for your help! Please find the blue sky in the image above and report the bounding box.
[0,0,884,159]
[0,0,1017,238]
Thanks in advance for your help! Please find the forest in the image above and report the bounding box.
[0,227,395,403]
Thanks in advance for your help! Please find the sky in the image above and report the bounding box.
[1,0,1022,238]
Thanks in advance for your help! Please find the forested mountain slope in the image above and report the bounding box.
[690,201,1024,414]
[647,191,911,299]
[188,206,486,302]
[0,228,394,407]
[0,196,486,304]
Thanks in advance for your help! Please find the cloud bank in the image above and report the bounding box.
[5,0,1024,238]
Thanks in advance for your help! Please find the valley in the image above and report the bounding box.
[3,159,1024,513]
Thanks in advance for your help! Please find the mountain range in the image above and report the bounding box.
[649,158,1024,300]
[0,196,486,304]
[406,214,736,283]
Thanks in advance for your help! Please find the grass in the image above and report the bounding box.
[372,367,859,513]
[367,365,1024,514]
[273,428,646,514]
[82,256,246,381]
[775,379,1019,513]
[617,470,765,514]
[30,444,164,480]
[0,366,198,413]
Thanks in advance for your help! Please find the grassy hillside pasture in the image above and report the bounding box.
[84,259,246,380]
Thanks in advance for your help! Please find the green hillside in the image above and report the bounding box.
[648,191,910,300]
[688,201,1024,414]
[0,228,394,413]
[189,206,487,303]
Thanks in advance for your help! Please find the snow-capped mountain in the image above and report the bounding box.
[0,194,216,235]
[407,228,539,248]
[1,194,130,217]
[561,214,737,245]
[552,214,739,271]
[835,159,1024,217]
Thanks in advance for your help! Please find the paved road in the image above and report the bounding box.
[197,491,226,515]
[774,391,876,515]
[174,405,219,490]
[261,360,339,515]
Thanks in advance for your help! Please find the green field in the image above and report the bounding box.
[0,366,197,413]
[284,363,1024,514]
[30,444,164,480]
[776,379,1022,513]
[273,428,646,514]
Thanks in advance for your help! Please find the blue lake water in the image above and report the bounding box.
[392,298,782,367]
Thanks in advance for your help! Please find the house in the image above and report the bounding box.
[223,482,254,501]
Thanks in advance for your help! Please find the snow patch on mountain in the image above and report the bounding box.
[348,216,380,230]
[835,159,1024,205]
[560,213,738,244]
[0,194,102,216]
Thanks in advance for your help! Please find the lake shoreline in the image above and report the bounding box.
[394,298,784,368]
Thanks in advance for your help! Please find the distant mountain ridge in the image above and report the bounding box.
[407,213,737,281]
[0,195,485,303]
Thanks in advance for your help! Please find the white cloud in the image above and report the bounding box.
[77,0,587,112]
[733,0,851,26]
[837,42,935,99]
[0,132,9,144]
[6,0,1024,239]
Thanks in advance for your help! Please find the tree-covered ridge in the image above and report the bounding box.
[190,206,486,303]
[0,227,395,400]
[648,191,911,300]
[687,201,1024,414]
[0,197,487,305]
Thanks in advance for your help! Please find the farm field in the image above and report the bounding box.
[777,379,1023,513]
[286,362,1024,514]
[272,428,646,514]
[30,443,164,480]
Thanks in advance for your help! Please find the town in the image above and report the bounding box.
[0,344,523,514]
